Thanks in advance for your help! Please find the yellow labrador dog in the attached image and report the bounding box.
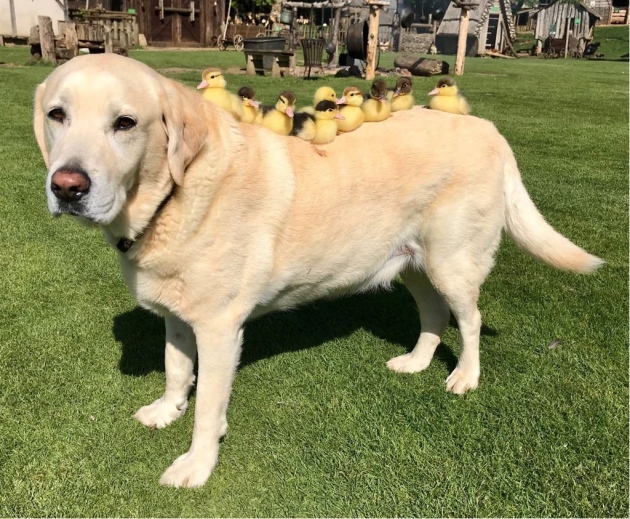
[34,54,602,487]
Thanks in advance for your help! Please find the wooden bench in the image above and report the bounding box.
[244,50,296,78]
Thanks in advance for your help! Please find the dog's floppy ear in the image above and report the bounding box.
[33,81,50,168]
[161,79,208,186]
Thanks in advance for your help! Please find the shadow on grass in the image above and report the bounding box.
[114,282,496,377]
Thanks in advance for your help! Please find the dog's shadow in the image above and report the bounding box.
[114,283,496,377]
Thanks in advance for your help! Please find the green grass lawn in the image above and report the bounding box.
[0,31,627,517]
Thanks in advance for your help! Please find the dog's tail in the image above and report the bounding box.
[502,153,603,274]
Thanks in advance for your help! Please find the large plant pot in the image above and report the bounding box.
[243,37,286,52]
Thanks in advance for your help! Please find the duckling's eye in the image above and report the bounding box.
[47,108,66,123]
[440,84,447,88]
[114,116,137,131]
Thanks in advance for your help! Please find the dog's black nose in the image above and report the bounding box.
[50,169,90,202]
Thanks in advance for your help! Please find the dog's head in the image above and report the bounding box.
[34,54,207,225]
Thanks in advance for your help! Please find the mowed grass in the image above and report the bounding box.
[0,28,627,517]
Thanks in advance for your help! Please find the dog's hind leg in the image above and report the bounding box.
[426,233,499,394]
[386,268,450,373]
[134,314,197,429]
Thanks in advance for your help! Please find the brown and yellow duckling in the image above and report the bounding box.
[336,86,365,133]
[196,67,243,120]
[237,86,261,124]
[260,91,296,136]
[427,78,470,115]
[362,78,391,122]
[389,76,415,112]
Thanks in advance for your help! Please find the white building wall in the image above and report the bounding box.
[1,0,65,37]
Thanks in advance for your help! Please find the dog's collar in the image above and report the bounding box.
[116,185,175,253]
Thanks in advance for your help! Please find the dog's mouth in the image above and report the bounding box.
[48,196,117,225]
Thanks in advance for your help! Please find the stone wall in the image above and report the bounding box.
[400,32,435,54]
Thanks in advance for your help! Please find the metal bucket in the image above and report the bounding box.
[280,9,294,25]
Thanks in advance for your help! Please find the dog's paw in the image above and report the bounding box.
[134,397,187,429]
[386,352,431,373]
[159,451,217,488]
[445,367,479,394]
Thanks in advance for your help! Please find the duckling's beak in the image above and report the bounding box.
[334,112,345,120]
[285,107,294,118]
[336,97,347,105]
[378,95,387,102]
[393,88,402,97]
[197,79,209,89]
[428,88,439,96]
[249,100,260,108]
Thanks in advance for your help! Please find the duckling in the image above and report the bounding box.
[299,86,342,114]
[336,86,365,133]
[197,67,243,120]
[389,77,415,112]
[362,79,391,122]
[261,91,296,136]
[427,78,470,115]
[237,86,261,124]
[291,100,344,145]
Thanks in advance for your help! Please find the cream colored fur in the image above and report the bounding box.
[34,54,603,488]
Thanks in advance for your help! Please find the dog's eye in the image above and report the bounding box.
[47,108,66,123]
[114,116,136,131]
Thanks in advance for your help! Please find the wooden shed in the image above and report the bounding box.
[125,0,225,47]
[435,0,516,57]
[534,0,599,55]
[586,0,628,25]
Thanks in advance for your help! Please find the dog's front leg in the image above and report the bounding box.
[159,317,243,488]
[134,313,196,429]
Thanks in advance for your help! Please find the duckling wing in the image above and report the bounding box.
[290,112,317,140]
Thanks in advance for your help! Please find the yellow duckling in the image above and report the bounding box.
[362,79,391,122]
[428,78,470,115]
[299,86,343,114]
[390,77,415,112]
[237,86,261,124]
[261,91,296,136]
[197,67,243,120]
[291,100,345,145]
[336,86,365,133]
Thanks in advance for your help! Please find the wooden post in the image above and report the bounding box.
[330,6,342,67]
[454,8,469,75]
[38,16,56,64]
[65,21,79,57]
[104,24,113,53]
[453,1,478,76]
[290,7,298,52]
[365,1,389,81]
[564,17,570,58]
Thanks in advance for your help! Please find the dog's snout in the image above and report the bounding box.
[50,169,91,202]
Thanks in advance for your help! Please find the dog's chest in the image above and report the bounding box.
[120,257,188,317]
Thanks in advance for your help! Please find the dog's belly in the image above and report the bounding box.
[250,241,423,318]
